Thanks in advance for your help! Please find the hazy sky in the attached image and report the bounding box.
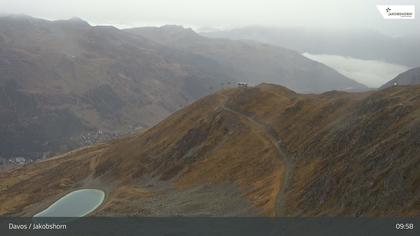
[0,0,419,35]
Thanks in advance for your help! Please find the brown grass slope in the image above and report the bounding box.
[0,84,419,216]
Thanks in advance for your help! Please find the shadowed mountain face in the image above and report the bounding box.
[0,16,366,161]
[126,26,367,93]
[1,84,418,217]
[203,27,420,68]
[380,67,420,89]
[0,16,238,160]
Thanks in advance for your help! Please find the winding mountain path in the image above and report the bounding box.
[222,105,294,216]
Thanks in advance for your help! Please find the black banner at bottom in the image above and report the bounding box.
[1,217,418,236]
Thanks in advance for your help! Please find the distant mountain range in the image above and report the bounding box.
[1,84,419,217]
[203,27,420,67]
[126,25,367,92]
[0,16,366,160]
[381,67,420,89]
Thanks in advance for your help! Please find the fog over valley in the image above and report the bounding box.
[303,53,410,88]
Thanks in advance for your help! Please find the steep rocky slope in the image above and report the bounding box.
[0,84,418,217]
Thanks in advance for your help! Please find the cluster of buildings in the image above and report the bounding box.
[0,157,32,172]
[8,157,32,165]
[79,130,112,146]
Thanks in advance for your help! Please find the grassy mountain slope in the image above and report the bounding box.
[0,84,419,217]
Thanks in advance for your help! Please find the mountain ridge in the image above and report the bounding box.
[126,25,368,93]
[1,83,418,217]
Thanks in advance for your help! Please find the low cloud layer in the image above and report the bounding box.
[303,53,410,88]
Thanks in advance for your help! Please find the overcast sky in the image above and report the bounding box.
[0,0,419,35]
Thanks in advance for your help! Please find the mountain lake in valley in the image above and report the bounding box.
[34,189,105,217]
